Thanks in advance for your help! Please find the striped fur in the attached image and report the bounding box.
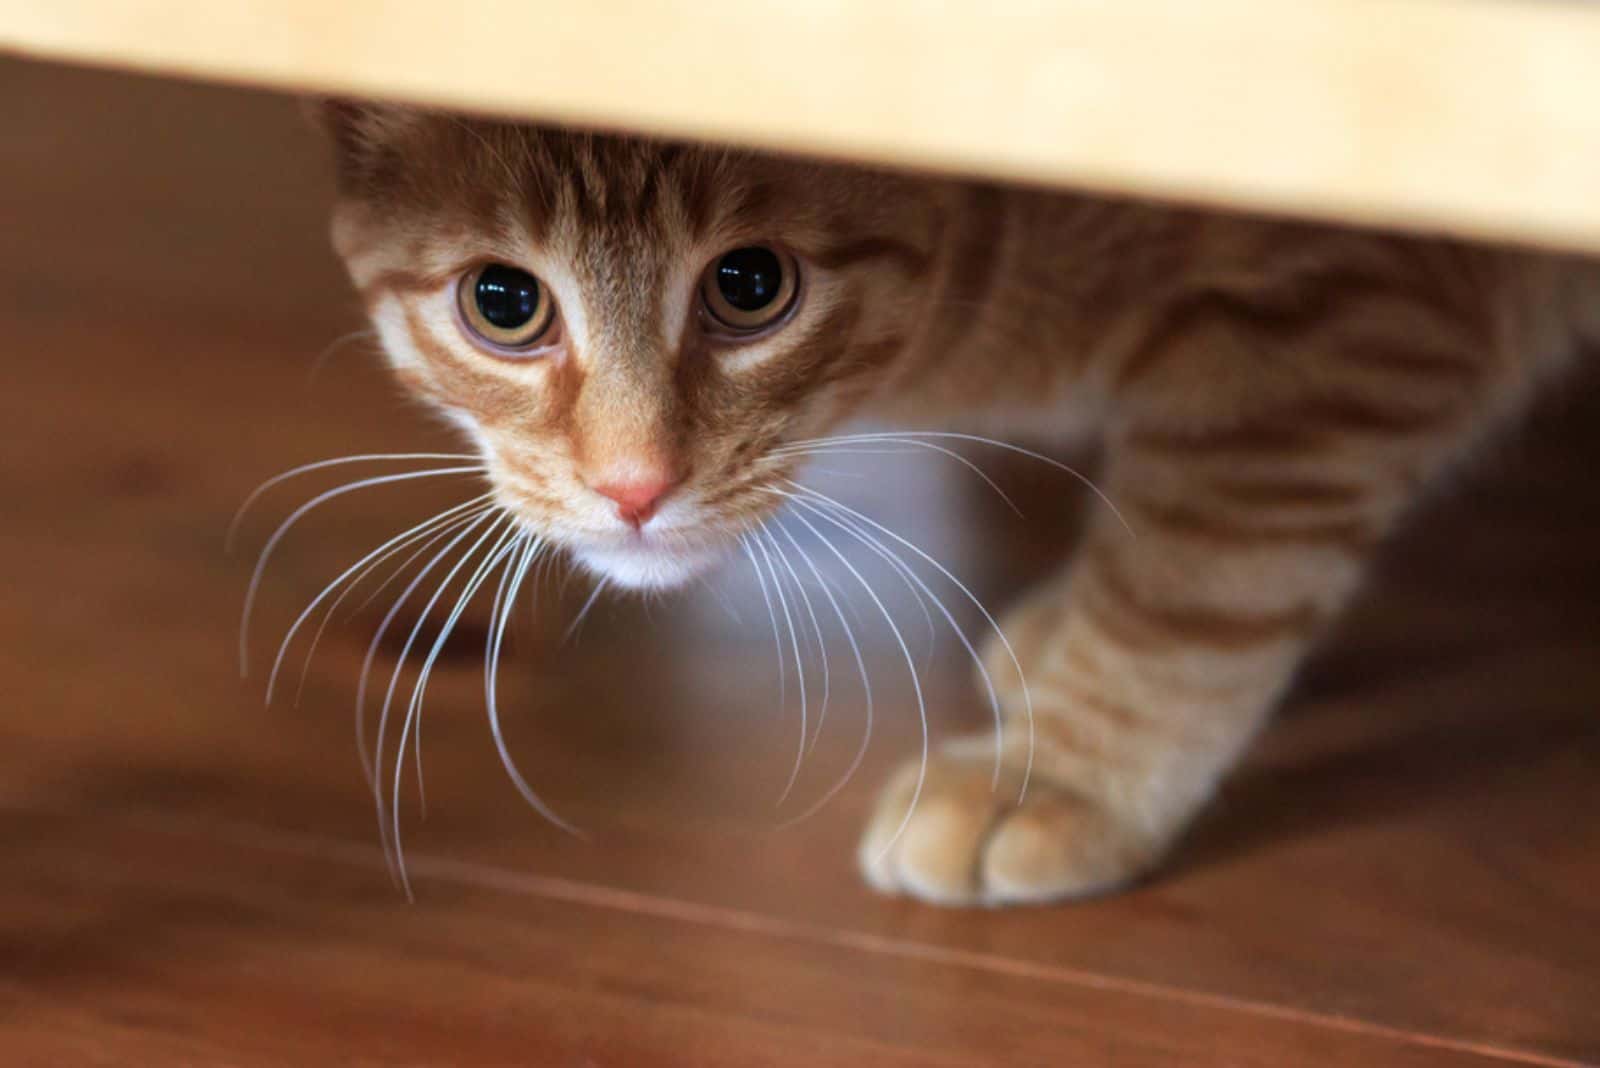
[324,104,1598,906]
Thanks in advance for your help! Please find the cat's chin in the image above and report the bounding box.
[571,541,727,591]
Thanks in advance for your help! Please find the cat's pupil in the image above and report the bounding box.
[475,265,541,329]
[716,247,784,312]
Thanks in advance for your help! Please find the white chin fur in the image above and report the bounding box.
[573,542,725,591]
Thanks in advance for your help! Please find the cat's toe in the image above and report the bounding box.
[858,747,1158,907]
[979,791,1150,903]
[857,761,923,894]
[858,754,1013,905]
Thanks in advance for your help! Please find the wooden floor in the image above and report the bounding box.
[2,59,1597,1067]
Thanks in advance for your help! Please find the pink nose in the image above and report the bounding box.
[591,476,675,526]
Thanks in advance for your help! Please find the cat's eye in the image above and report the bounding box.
[458,263,557,352]
[700,245,798,334]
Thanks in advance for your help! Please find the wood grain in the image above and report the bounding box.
[1,59,1597,1067]
[4,0,1600,255]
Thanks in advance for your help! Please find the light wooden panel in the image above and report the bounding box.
[4,0,1600,254]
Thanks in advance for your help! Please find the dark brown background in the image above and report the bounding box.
[1,56,1596,1066]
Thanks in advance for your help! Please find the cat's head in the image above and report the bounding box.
[323,104,945,589]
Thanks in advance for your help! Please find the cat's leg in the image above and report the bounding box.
[859,328,1530,905]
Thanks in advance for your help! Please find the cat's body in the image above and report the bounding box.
[324,107,1597,905]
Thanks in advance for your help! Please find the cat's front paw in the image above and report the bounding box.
[858,741,1158,906]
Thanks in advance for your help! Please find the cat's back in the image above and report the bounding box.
[983,185,1598,389]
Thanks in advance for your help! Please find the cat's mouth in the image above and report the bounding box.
[569,529,731,591]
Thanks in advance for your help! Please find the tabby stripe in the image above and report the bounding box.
[1125,494,1378,552]
[359,267,455,304]
[520,171,558,244]
[1117,260,1470,386]
[1292,391,1462,437]
[1059,638,1257,705]
[1128,381,1460,460]
[759,297,867,409]
[1206,475,1370,510]
[720,181,780,236]
[390,366,443,403]
[816,333,906,391]
[400,303,528,413]
[920,187,1008,362]
[1081,552,1323,654]
[1035,677,1155,738]
[810,237,934,278]
[679,163,723,239]
[1128,422,1324,457]
[1118,271,1382,384]
[697,469,771,510]
[1333,337,1483,383]
[631,164,664,221]
[1029,711,1119,766]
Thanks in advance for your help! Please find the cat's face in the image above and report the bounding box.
[325,107,943,589]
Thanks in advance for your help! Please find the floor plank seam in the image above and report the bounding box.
[47,804,1584,1068]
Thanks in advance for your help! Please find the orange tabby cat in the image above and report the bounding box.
[319,102,1598,906]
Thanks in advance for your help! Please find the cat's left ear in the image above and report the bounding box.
[302,97,425,188]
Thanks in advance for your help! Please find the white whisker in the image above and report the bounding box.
[786,481,1035,804]
[849,508,938,667]
[401,522,523,836]
[556,555,587,601]
[484,529,524,700]
[779,430,1131,536]
[785,491,1007,793]
[750,529,808,807]
[771,520,874,829]
[294,503,498,709]
[777,497,927,862]
[780,439,1023,517]
[767,486,935,666]
[697,570,747,627]
[485,536,582,836]
[761,527,830,757]
[562,578,609,645]
[307,326,379,385]
[228,453,482,550]
[264,494,495,708]
[378,512,512,897]
[358,509,498,871]
[739,531,788,738]
[238,465,486,676]
[349,502,498,618]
